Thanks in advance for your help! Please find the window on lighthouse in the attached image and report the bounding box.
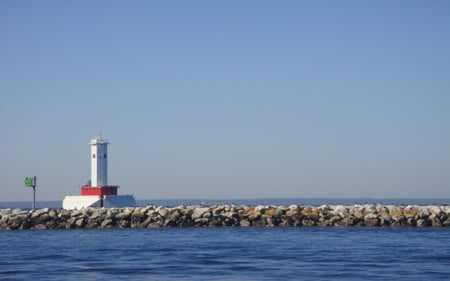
[104,153,107,158]
[93,154,96,158]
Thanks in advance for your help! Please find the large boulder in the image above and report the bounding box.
[364,214,380,227]
[286,205,300,216]
[155,206,168,217]
[403,205,420,218]
[387,205,403,216]
[331,205,348,218]
[247,207,262,221]
[191,207,210,220]
[442,217,450,227]
[301,206,320,216]
[349,205,366,219]
[416,219,430,227]
[240,219,251,227]
[428,205,442,216]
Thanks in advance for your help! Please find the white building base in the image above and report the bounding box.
[62,196,101,209]
[63,195,136,210]
[104,195,136,208]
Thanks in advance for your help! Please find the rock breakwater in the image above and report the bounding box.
[1,204,450,230]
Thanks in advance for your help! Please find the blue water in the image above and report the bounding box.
[1,228,449,280]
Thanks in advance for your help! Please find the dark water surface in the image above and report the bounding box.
[1,228,449,280]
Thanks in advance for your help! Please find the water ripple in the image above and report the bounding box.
[1,228,449,280]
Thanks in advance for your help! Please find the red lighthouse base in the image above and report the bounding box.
[81,186,119,197]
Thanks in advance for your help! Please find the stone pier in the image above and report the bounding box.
[1,204,449,230]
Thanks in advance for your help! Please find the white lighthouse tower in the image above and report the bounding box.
[90,134,109,187]
[62,134,135,209]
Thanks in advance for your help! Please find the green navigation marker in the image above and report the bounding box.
[25,177,33,186]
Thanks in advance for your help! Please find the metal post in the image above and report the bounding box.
[32,176,37,210]
[33,186,36,210]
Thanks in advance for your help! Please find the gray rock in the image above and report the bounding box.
[117,219,130,228]
[380,216,392,226]
[71,209,84,218]
[192,207,210,220]
[363,214,379,227]
[407,217,416,226]
[48,210,58,218]
[302,218,316,227]
[30,208,49,218]
[149,221,164,228]
[442,217,450,227]
[334,216,353,227]
[89,212,102,221]
[194,217,210,226]
[75,218,85,228]
[163,218,178,227]
[430,215,442,227]
[223,217,237,226]
[428,205,442,216]
[417,207,430,219]
[391,215,406,226]
[251,219,266,227]
[100,219,113,228]
[442,206,450,215]
[416,219,429,227]
[156,206,168,217]
[115,211,131,220]
[32,224,47,230]
[331,205,348,217]
[286,205,300,217]
[45,220,57,229]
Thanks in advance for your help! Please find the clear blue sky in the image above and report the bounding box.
[1,1,449,201]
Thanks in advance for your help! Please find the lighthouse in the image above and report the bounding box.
[62,135,135,209]
[90,134,108,187]
[80,135,118,198]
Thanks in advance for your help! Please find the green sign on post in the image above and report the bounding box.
[24,176,37,210]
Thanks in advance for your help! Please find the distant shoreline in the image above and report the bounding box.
[1,198,449,210]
